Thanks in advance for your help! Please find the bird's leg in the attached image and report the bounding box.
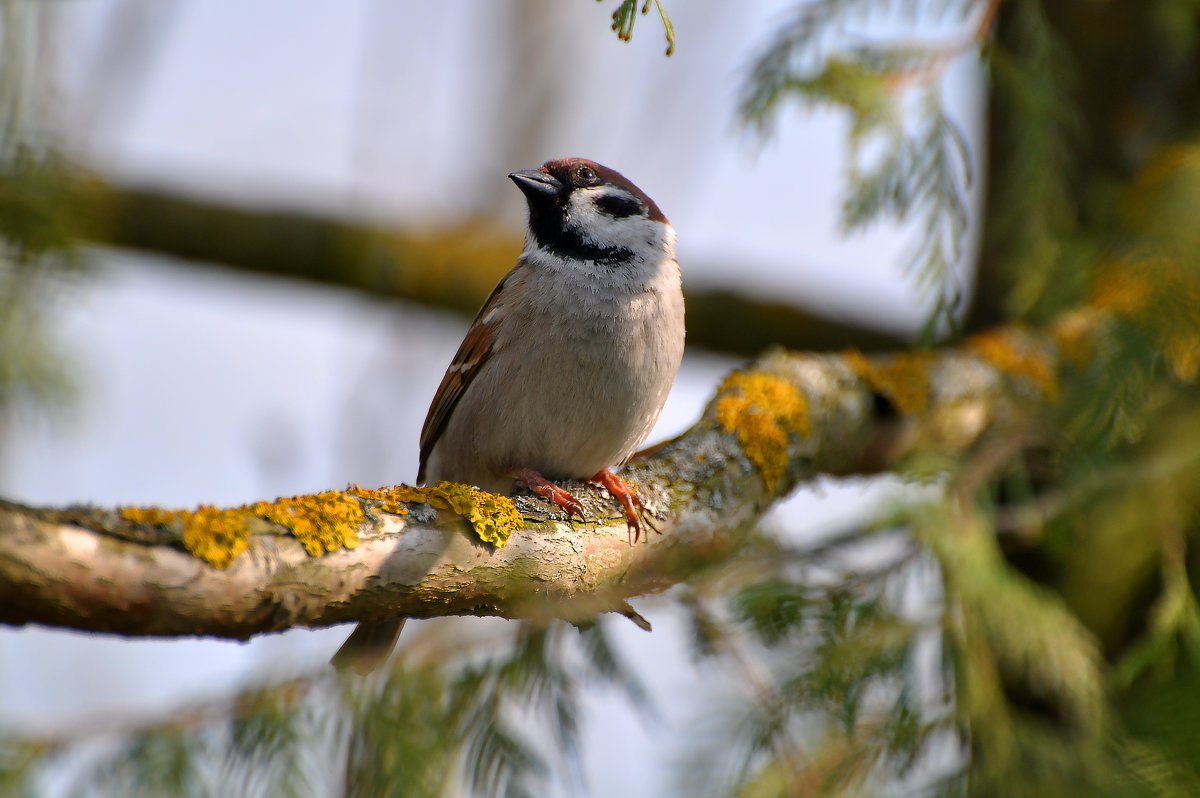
[507,467,586,518]
[592,469,652,544]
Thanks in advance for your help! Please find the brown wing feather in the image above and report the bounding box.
[417,265,519,483]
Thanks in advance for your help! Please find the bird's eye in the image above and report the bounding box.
[576,165,598,184]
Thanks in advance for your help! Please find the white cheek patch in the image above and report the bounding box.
[566,189,663,252]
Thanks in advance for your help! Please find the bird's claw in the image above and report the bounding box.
[593,469,659,545]
[508,467,661,543]
[508,467,586,519]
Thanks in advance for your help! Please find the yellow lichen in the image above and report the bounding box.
[118,482,524,570]
[1089,255,1161,317]
[181,505,256,567]
[1089,255,1200,383]
[842,349,931,414]
[1047,308,1101,368]
[349,484,419,516]
[249,490,363,557]
[118,505,181,527]
[352,482,523,548]
[1164,330,1200,382]
[429,481,524,547]
[966,327,1059,400]
[1120,144,1200,248]
[119,490,364,568]
[119,504,255,568]
[714,370,809,492]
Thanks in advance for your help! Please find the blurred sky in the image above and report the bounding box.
[0,2,984,795]
[54,0,984,326]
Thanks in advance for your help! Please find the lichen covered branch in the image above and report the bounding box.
[0,324,1069,640]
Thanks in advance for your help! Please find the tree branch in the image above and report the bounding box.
[0,325,1060,640]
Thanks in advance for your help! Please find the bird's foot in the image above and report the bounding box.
[593,469,658,544]
[507,467,586,519]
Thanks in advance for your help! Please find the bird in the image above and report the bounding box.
[331,157,686,675]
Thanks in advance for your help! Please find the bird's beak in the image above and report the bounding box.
[508,169,561,200]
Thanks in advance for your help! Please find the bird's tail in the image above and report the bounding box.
[330,619,405,676]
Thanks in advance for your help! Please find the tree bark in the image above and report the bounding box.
[0,326,1060,640]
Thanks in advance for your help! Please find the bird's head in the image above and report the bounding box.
[508,157,671,266]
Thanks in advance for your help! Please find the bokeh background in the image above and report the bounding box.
[0,2,982,794]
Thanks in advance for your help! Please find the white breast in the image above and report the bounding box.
[422,227,685,493]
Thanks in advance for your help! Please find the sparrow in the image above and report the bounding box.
[331,157,685,674]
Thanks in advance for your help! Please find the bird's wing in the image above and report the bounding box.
[417,262,523,483]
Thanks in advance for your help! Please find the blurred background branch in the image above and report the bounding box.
[11,169,909,356]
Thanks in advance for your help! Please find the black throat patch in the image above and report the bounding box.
[527,208,635,266]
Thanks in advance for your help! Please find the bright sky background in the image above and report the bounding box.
[0,2,984,795]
